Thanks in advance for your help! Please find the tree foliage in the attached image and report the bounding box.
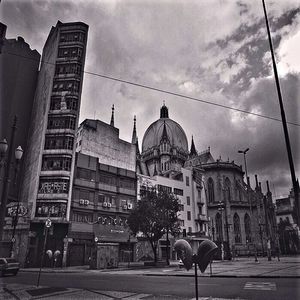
[128,186,181,262]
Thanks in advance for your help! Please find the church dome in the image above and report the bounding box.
[142,105,188,153]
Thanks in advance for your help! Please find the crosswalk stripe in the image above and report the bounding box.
[244,282,276,291]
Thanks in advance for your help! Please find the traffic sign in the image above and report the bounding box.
[11,237,16,243]
[45,219,52,228]
[94,237,98,242]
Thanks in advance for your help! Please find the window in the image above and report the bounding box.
[120,178,135,190]
[179,204,184,211]
[186,176,190,186]
[187,211,191,221]
[99,173,116,186]
[244,213,251,243]
[47,116,76,130]
[225,177,231,202]
[215,213,223,242]
[158,185,172,194]
[44,135,74,150]
[188,227,192,233]
[174,188,183,196]
[186,196,190,206]
[76,168,96,181]
[233,213,241,243]
[35,202,67,218]
[179,219,185,227]
[207,177,215,203]
[42,155,72,171]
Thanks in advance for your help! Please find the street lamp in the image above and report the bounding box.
[10,146,24,257]
[238,148,258,262]
[0,116,23,242]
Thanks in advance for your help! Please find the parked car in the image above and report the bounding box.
[0,258,20,276]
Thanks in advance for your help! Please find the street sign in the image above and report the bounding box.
[45,218,52,228]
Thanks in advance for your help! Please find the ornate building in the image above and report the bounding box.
[137,103,277,260]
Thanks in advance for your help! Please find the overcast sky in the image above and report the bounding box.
[2,0,300,198]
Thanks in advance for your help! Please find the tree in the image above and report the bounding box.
[128,186,181,262]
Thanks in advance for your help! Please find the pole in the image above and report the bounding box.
[166,225,169,265]
[247,176,258,262]
[194,261,199,300]
[37,225,49,287]
[0,116,17,240]
[262,0,300,227]
[224,202,231,260]
[10,159,21,257]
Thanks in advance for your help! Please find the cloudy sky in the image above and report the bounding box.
[2,0,300,198]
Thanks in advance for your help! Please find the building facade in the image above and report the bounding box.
[276,189,300,254]
[0,22,40,257]
[67,117,137,267]
[20,21,88,267]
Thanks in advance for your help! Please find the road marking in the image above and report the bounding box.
[244,282,276,291]
[189,283,220,286]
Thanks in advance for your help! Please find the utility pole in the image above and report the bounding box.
[262,0,300,227]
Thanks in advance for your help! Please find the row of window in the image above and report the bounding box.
[60,32,85,43]
[52,80,80,93]
[58,46,83,60]
[44,135,74,150]
[214,212,251,243]
[50,96,78,111]
[47,116,76,130]
[42,155,72,171]
[73,188,134,207]
[35,202,67,218]
[207,177,245,203]
[55,63,82,76]
[76,168,136,189]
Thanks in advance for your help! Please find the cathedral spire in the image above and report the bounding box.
[132,115,137,144]
[132,115,140,155]
[190,135,197,157]
[110,104,115,127]
[160,102,169,118]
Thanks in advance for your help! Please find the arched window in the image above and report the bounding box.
[233,213,241,243]
[207,178,215,203]
[225,177,231,202]
[215,213,223,242]
[244,213,251,243]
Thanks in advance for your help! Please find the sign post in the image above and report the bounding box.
[37,218,51,287]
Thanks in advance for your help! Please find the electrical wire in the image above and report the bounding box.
[3,50,300,127]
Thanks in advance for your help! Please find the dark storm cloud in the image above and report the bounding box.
[2,0,299,198]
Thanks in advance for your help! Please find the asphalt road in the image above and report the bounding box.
[3,271,300,300]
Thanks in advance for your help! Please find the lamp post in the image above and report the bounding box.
[0,116,23,241]
[218,201,231,260]
[9,146,24,257]
[238,148,258,262]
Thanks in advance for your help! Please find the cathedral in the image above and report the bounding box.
[135,103,277,260]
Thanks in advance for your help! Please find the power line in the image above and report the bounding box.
[3,50,300,127]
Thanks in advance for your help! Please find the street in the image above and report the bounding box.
[2,271,300,299]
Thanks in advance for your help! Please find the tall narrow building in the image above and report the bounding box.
[21,21,88,267]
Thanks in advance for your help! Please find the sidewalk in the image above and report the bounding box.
[21,255,300,278]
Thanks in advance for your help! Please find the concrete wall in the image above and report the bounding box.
[77,119,136,172]
[0,35,40,201]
